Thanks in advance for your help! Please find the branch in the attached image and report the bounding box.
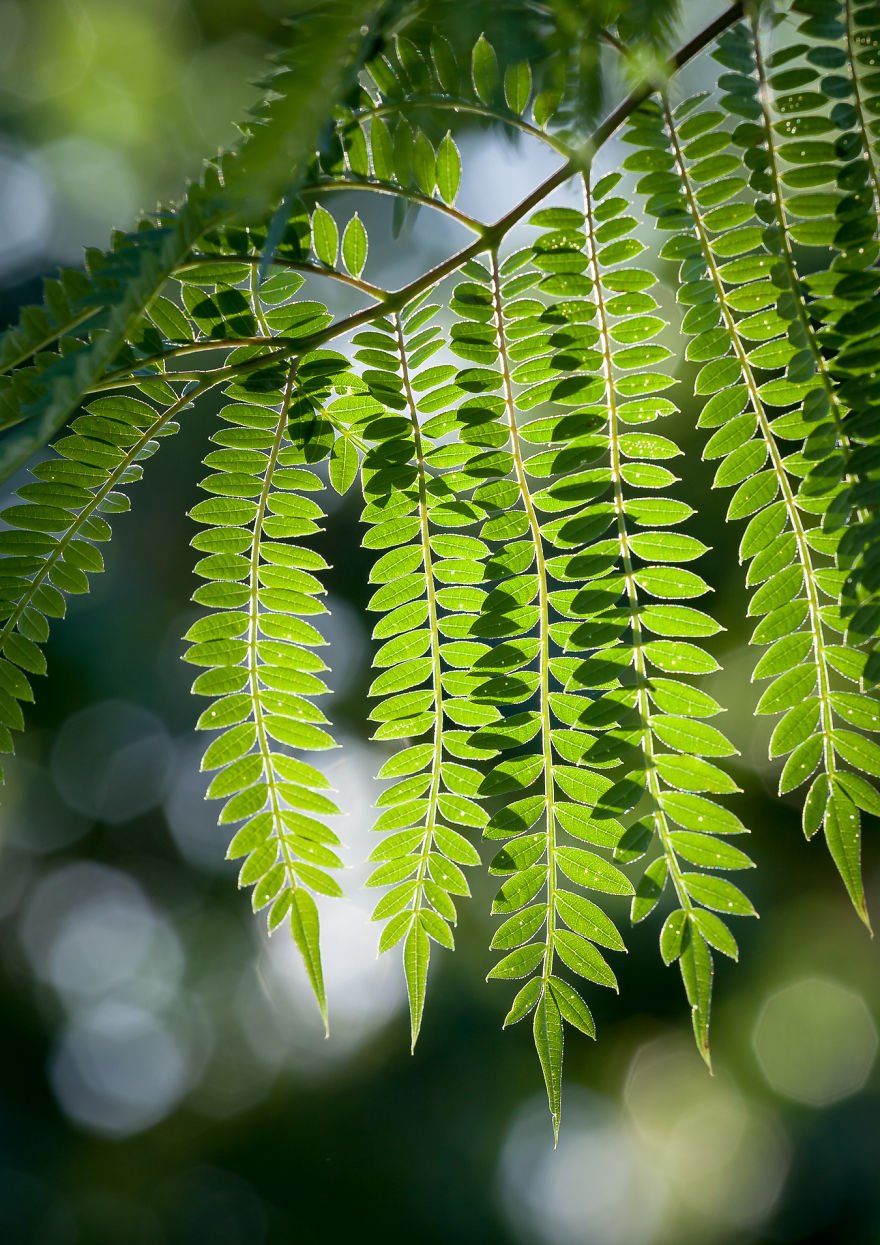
[179,252,391,299]
[88,3,747,397]
[299,179,485,234]
[353,97,575,158]
[286,2,747,357]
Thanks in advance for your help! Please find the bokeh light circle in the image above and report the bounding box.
[753,976,878,1107]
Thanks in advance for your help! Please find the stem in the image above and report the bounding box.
[0,307,101,378]
[299,179,485,235]
[86,345,292,394]
[245,367,306,912]
[82,6,744,401]
[354,97,574,158]
[250,265,274,340]
[182,251,391,299]
[598,29,627,55]
[278,3,747,361]
[98,338,277,385]
[394,312,444,967]
[488,251,557,985]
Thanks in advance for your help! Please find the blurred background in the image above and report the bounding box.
[0,1,878,1242]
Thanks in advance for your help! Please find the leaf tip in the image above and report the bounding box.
[699,1040,713,1074]
[855,900,873,936]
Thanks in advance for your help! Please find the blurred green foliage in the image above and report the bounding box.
[0,0,276,258]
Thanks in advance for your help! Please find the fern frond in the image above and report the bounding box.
[0,221,215,480]
[0,269,97,381]
[352,29,569,158]
[186,335,352,1028]
[354,296,484,1047]
[0,389,192,775]
[445,234,634,1134]
[744,11,878,688]
[650,69,880,927]
[579,159,751,1064]
[482,235,642,1140]
[786,0,880,682]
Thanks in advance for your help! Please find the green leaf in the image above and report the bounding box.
[555,847,634,895]
[634,566,709,599]
[533,990,563,1141]
[554,890,625,950]
[825,785,869,929]
[436,133,461,205]
[648,678,722,717]
[404,920,431,1050]
[833,730,880,778]
[780,736,823,794]
[548,976,594,1037]
[661,791,746,835]
[472,35,498,104]
[682,873,756,917]
[652,715,737,757]
[312,204,339,267]
[413,131,436,197]
[628,532,707,562]
[329,437,358,495]
[669,831,753,871]
[504,62,532,115]
[554,930,617,989]
[643,641,720,675]
[488,944,545,979]
[640,605,722,637]
[679,923,713,1067]
[691,909,738,960]
[655,753,740,794]
[660,909,688,965]
[830,695,880,733]
[290,889,328,1034]
[835,771,880,817]
[632,857,668,922]
[492,905,546,950]
[342,213,368,278]
[504,976,542,1027]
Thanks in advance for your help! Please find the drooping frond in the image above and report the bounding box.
[786,0,880,683]
[0,390,190,775]
[436,234,638,1135]
[632,39,880,927]
[580,160,753,1064]
[185,339,352,1027]
[354,298,484,1046]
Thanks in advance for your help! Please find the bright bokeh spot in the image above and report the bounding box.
[498,1091,664,1245]
[624,1036,789,1235]
[49,1000,195,1137]
[753,976,878,1107]
[0,146,50,276]
[50,700,173,824]
[247,739,404,1076]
